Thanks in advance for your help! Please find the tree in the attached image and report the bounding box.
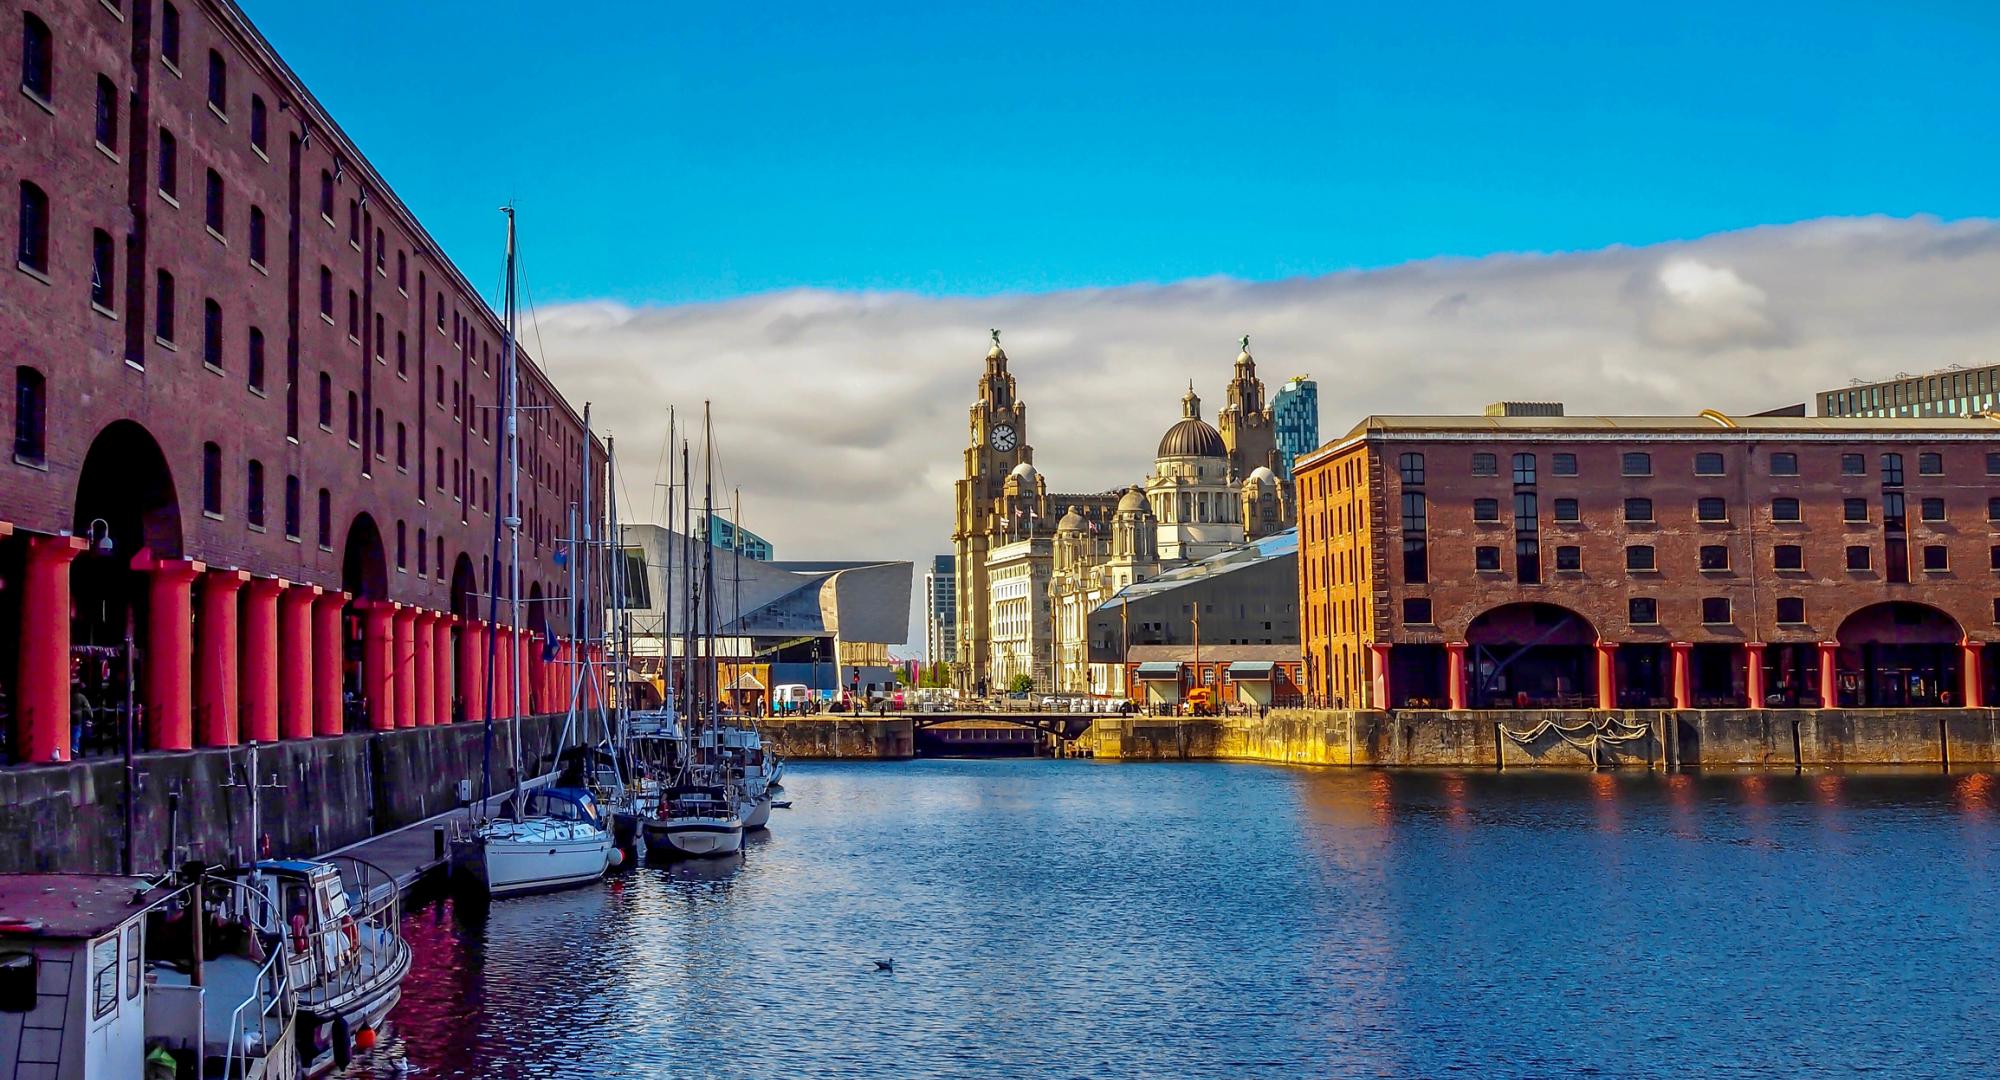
[1006,673,1034,694]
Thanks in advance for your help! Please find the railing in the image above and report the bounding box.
[205,874,296,1079]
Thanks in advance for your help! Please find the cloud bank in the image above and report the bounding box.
[531,215,2000,651]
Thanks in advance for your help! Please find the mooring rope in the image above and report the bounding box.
[1498,716,1651,751]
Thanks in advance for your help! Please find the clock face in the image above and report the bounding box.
[990,424,1018,452]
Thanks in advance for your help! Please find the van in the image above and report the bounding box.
[773,684,812,714]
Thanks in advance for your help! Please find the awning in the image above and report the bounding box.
[1134,662,1183,680]
[1226,661,1276,679]
[725,672,767,692]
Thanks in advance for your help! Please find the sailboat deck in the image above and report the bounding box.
[322,773,556,901]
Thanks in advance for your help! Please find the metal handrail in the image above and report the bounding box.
[204,875,294,1079]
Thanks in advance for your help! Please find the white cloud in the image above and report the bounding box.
[528,215,2000,650]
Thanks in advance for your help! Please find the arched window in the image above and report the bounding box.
[318,170,333,220]
[156,128,177,198]
[13,366,46,465]
[317,373,332,428]
[395,422,406,469]
[20,14,52,102]
[435,536,444,580]
[250,94,267,153]
[202,442,223,516]
[316,488,331,548]
[346,289,358,338]
[246,459,264,527]
[206,49,226,114]
[247,326,265,392]
[283,475,300,539]
[318,266,332,318]
[154,269,175,343]
[90,230,114,310]
[95,75,117,149]
[396,332,406,375]
[16,181,49,274]
[346,391,358,444]
[395,521,406,570]
[160,2,181,68]
[202,298,222,368]
[434,365,443,404]
[249,205,266,265]
[417,528,427,575]
[435,448,444,491]
[396,251,407,290]
[373,408,383,457]
[373,313,384,358]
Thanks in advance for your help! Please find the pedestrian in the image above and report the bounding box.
[71,673,92,758]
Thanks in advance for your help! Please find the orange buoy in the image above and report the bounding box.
[354,1026,378,1051]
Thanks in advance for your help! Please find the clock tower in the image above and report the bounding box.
[952,330,1034,693]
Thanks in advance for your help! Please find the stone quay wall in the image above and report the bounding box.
[1084,708,2000,770]
[0,714,566,876]
[764,718,915,760]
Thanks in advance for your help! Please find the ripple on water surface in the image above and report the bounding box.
[342,761,2000,1079]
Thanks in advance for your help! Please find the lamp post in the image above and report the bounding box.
[83,518,138,875]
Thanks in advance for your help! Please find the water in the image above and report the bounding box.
[349,762,2000,1078]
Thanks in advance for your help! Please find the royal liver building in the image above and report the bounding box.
[951,334,1292,694]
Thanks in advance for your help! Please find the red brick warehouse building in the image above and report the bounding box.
[1295,406,2000,713]
[1,0,608,764]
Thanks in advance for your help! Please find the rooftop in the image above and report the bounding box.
[1299,410,2000,468]
[1096,528,1297,609]
[0,875,177,939]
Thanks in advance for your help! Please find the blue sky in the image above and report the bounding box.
[239,1,2000,307]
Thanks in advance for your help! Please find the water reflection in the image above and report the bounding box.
[350,762,2000,1078]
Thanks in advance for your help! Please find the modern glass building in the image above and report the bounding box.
[925,555,958,666]
[696,513,774,561]
[1818,363,2000,418]
[1272,376,1320,479]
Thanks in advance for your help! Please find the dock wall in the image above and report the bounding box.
[0,714,566,876]
[763,718,914,760]
[1085,708,2000,770]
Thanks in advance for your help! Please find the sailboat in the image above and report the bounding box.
[452,207,615,898]
[643,405,746,859]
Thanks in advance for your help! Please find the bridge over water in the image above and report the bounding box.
[889,711,1099,743]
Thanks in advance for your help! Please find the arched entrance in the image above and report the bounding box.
[63,421,183,756]
[1465,603,1598,708]
[1833,602,1963,707]
[339,514,389,731]
[449,553,478,619]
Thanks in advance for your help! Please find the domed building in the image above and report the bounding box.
[1145,387,1246,562]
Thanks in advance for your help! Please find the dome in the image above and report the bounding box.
[1158,417,1226,459]
[1246,465,1277,488]
[1117,487,1149,514]
[1158,385,1226,459]
[1056,505,1087,533]
[1008,461,1038,481]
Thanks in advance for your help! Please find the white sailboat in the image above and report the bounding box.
[453,207,613,898]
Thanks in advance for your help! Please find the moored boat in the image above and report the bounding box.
[642,785,745,859]
[455,787,616,898]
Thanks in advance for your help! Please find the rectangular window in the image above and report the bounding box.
[91,935,117,1020]
[1402,598,1431,625]
[396,423,407,469]
[1470,452,1497,477]
[1987,452,2000,476]
[1475,545,1501,571]
[1776,597,1806,624]
[1919,452,1943,476]
[1696,497,1727,522]
[202,442,222,515]
[1774,544,1803,570]
[247,327,264,392]
[250,95,267,152]
[160,2,180,67]
[202,299,222,368]
[1626,545,1656,572]
[1923,545,1948,572]
[1555,545,1580,571]
[154,269,175,342]
[319,170,334,220]
[206,49,226,113]
[249,206,266,265]
[1922,498,1945,522]
[1628,597,1658,625]
[1473,498,1499,523]
[1512,453,1536,485]
[317,489,331,547]
[1694,452,1725,476]
[1844,498,1869,523]
[91,229,115,309]
[1623,497,1653,523]
[1845,545,1871,571]
[1771,497,1800,522]
[1552,452,1577,477]
[1700,544,1730,571]
[1841,453,1866,476]
[1553,498,1578,522]
[1621,452,1651,477]
[157,128,177,198]
[1701,597,1732,625]
[1770,451,1798,476]
[1397,452,1424,485]
[283,475,300,539]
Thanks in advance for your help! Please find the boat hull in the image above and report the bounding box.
[740,795,773,831]
[457,826,613,897]
[641,818,745,859]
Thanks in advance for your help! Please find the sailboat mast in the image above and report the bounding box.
[702,402,717,727]
[578,404,596,745]
[606,435,624,754]
[663,408,674,716]
[503,208,525,813]
[680,439,695,727]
